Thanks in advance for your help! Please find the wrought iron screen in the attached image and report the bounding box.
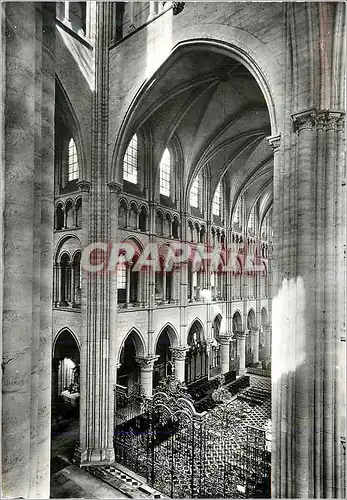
[114,377,271,498]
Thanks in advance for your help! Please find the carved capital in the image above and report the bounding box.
[292,108,316,133]
[267,134,281,153]
[172,2,185,15]
[136,355,159,371]
[108,181,122,194]
[316,110,345,131]
[236,330,246,340]
[77,180,91,193]
[170,346,189,361]
[292,108,345,134]
[219,334,232,345]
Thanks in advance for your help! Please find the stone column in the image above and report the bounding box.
[53,263,59,306]
[77,180,91,248]
[271,104,346,498]
[172,266,181,304]
[263,324,271,360]
[219,335,231,374]
[63,206,68,229]
[237,331,246,376]
[126,266,131,305]
[70,262,75,306]
[162,270,167,301]
[250,327,260,364]
[75,2,114,466]
[171,347,189,382]
[2,3,55,497]
[136,356,158,398]
[58,263,64,305]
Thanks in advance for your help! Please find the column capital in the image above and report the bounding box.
[292,108,316,133]
[316,110,345,132]
[108,181,122,194]
[219,334,232,345]
[236,330,246,339]
[77,180,91,193]
[136,355,159,371]
[267,134,281,153]
[292,108,345,133]
[170,346,189,360]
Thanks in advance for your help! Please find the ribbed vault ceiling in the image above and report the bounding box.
[132,47,273,219]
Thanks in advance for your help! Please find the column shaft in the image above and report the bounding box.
[219,337,230,374]
[237,332,246,375]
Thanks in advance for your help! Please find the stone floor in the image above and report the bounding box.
[50,417,127,499]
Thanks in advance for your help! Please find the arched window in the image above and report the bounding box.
[123,134,138,184]
[65,200,74,228]
[139,207,147,232]
[68,138,79,182]
[156,211,164,236]
[172,218,179,239]
[190,172,202,208]
[129,203,138,230]
[212,182,222,217]
[117,251,140,306]
[60,253,71,306]
[159,148,171,196]
[119,200,127,228]
[56,204,64,230]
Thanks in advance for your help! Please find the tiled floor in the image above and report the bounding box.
[50,463,128,499]
[50,418,127,499]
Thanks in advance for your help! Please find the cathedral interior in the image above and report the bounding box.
[1,1,346,499]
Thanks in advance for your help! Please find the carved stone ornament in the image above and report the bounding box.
[135,355,159,371]
[108,181,122,194]
[172,2,185,15]
[170,346,189,360]
[267,134,281,153]
[154,374,191,399]
[77,180,91,193]
[292,108,345,133]
[292,108,316,133]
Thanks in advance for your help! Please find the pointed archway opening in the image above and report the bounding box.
[51,329,80,466]
[153,327,175,388]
